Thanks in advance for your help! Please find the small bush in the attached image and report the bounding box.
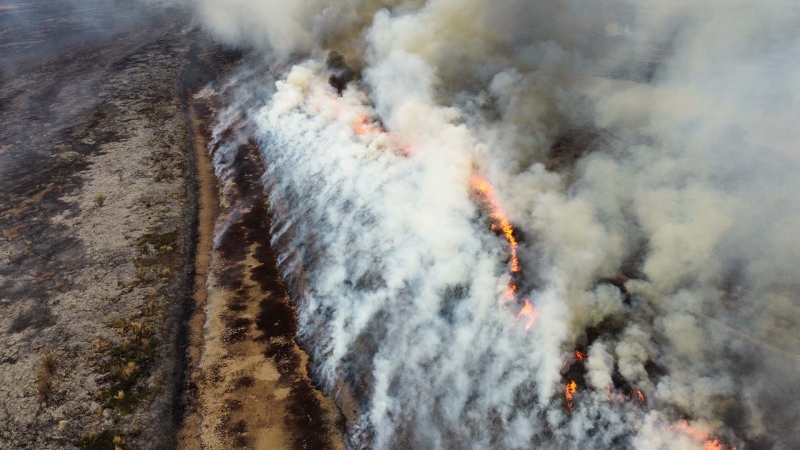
[153,169,174,182]
[77,430,127,450]
[36,350,58,402]
[94,194,107,207]
[93,317,158,413]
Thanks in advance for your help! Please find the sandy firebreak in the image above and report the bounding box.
[179,94,344,450]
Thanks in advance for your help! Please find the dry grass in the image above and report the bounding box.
[92,298,165,414]
[36,350,58,402]
[153,169,174,182]
[77,430,127,450]
[94,194,107,207]
[133,230,180,284]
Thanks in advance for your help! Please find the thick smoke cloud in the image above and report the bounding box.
[198,0,800,448]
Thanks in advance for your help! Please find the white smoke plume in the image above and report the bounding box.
[198,0,800,448]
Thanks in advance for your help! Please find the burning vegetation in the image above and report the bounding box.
[197,0,800,448]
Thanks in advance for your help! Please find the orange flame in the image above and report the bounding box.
[563,351,587,369]
[565,380,578,410]
[503,283,517,301]
[469,174,520,273]
[353,114,376,135]
[604,386,646,405]
[672,420,710,441]
[665,420,737,450]
[516,299,538,330]
[349,114,410,154]
[340,108,533,331]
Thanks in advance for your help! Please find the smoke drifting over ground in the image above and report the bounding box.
[198,1,800,448]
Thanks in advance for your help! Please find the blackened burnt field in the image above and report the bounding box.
[0,1,245,448]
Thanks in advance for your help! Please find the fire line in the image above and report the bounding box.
[344,107,537,331]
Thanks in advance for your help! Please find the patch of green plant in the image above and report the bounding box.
[93,317,158,414]
[77,430,127,450]
[133,230,181,283]
[135,230,178,252]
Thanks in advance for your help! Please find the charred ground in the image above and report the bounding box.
[0,1,246,448]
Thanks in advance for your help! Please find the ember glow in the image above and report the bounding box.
[605,386,646,407]
[665,421,738,450]
[353,115,374,136]
[704,441,723,450]
[516,299,537,330]
[201,0,800,447]
[349,112,410,155]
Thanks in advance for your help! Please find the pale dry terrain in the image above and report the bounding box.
[0,2,249,449]
[0,3,196,447]
[0,2,344,449]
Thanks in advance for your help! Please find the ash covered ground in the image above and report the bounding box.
[0,1,236,448]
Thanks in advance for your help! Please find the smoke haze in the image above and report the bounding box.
[198,0,800,448]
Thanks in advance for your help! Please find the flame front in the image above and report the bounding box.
[469,173,536,330]
[470,174,520,272]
